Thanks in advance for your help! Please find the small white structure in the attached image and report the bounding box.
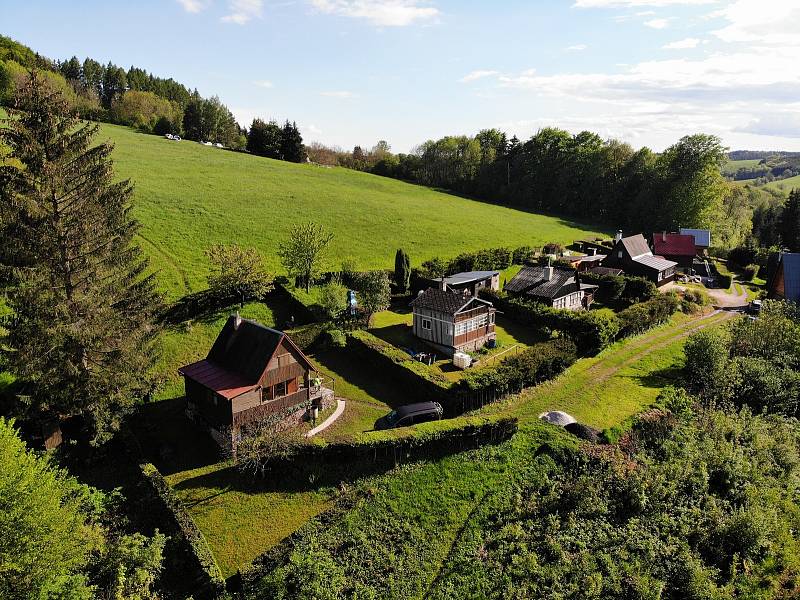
[453,351,472,370]
[538,411,576,427]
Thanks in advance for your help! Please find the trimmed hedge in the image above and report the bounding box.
[480,289,620,353]
[234,415,519,592]
[454,339,577,397]
[139,463,226,598]
[346,329,452,400]
[617,292,681,337]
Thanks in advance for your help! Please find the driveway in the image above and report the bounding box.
[664,281,748,310]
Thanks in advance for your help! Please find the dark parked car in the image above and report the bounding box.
[381,402,443,429]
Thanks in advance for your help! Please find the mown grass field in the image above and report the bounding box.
[94,123,608,300]
[765,173,800,193]
[722,157,761,176]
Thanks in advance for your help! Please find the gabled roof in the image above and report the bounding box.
[619,234,653,259]
[179,316,314,399]
[679,228,712,247]
[634,254,678,272]
[410,288,492,315]
[777,253,800,302]
[505,265,579,300]
[653,233,697,257]
[441,271,499,286]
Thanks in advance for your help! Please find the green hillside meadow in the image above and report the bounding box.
[97,123,607,300]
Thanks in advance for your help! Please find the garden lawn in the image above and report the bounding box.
[94,122,607,300]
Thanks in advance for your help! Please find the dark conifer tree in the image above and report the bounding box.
[280,120,306,163]
[780,189,800,252]
[0,73,161,443]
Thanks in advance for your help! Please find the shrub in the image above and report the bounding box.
[319,278,347,319]
[620,277,658,303]
[681,288,710,313]
[617,293,680,337]
[741,264,758,281]
[512,246,537,264]
[319,328,346,350]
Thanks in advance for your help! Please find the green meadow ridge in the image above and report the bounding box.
[96,122,608,300]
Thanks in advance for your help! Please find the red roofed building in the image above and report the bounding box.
[652,232,697,268]
[179,314,332,450]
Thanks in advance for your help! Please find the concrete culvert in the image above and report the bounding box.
[538,411,576,427]
[564,422,601,442]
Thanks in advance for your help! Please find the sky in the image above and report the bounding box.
[3,0,800,153]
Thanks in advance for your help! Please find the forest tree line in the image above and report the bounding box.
[0,35,307,162]
[310,129,792,252]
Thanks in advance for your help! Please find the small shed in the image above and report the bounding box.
[439,270,500,297]
[505,264,596,310]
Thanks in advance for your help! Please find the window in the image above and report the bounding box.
[421,318,432,331]
[274,381,287,398]
[617,250,623,259]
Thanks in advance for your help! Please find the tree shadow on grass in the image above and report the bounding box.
[312,350,409,410]
[159,288,298,329]
[631,364,685,391]
[370,323,417,350]
[130,397,222,476]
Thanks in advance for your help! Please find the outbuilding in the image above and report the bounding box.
[602,232,677,287]
[504,264,596,310]
[410,288,496,356]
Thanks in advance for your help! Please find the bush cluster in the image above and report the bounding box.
[617,292,682,337]
[579,272,658,305]
[455,339,577,396]
[419,245,534,279]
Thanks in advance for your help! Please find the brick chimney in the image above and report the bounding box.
[615,230,623,242]
[234,311,242,329]
[543,259,554,281]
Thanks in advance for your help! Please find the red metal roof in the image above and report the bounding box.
[178,359,256,400]
[653,233,696,257]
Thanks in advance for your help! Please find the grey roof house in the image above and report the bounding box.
[601,232,677,287]
[505,264,596,310]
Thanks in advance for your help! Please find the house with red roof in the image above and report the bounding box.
[652,232,697,268]
[179,314,332,449]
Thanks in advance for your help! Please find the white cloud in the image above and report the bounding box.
[253,79,274,88]
[309,0,440,26]
[566,44,588,51]
[304,123,324,136]
[663,37,701,49]
[573,0,717,7]
[320,90,358,98]
[459,70,499,83]
[177,0,208,12]
[644,18,670,28]
[221,0,263,24]
[737,113,800,139]
[712,0,800,46]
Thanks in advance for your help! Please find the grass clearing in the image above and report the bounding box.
[765,173,800,194]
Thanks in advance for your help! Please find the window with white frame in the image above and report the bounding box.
[421,318,432,330]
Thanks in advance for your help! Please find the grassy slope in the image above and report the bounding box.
[248,311,735,596]
[97,123,608,300]
[170,311,731,578]
[765,173,800,193]
[722,158,761,176]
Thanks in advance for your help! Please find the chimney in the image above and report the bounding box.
[439,278,447,291]
[543,259,554,281]
[615,230,623,242]
[233,311,242,329]
[662,231,667,243]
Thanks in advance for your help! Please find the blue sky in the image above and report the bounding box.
[4,0,800,152]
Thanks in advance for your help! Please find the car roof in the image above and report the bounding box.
[393,402,441,418]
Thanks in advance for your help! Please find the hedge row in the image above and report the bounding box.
[138,463,227,599]
[481,289,682,353]
[418,245,536,279]
[235,415,519,592]
[577,272,658,304]
[454,339,577,396]
[345,329,452,400]
[480,289,620,353]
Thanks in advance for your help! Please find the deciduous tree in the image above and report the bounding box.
[206,244,273,306]
[277,222,334,293]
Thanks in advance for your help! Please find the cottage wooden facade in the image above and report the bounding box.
[602,232,677,287]
[410,289,496,356]
[179,315,331,449]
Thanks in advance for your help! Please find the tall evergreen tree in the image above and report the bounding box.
[280,120,305,163]
[0,73,161,443]
[394,248,410,292]
[780,189,800,252]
